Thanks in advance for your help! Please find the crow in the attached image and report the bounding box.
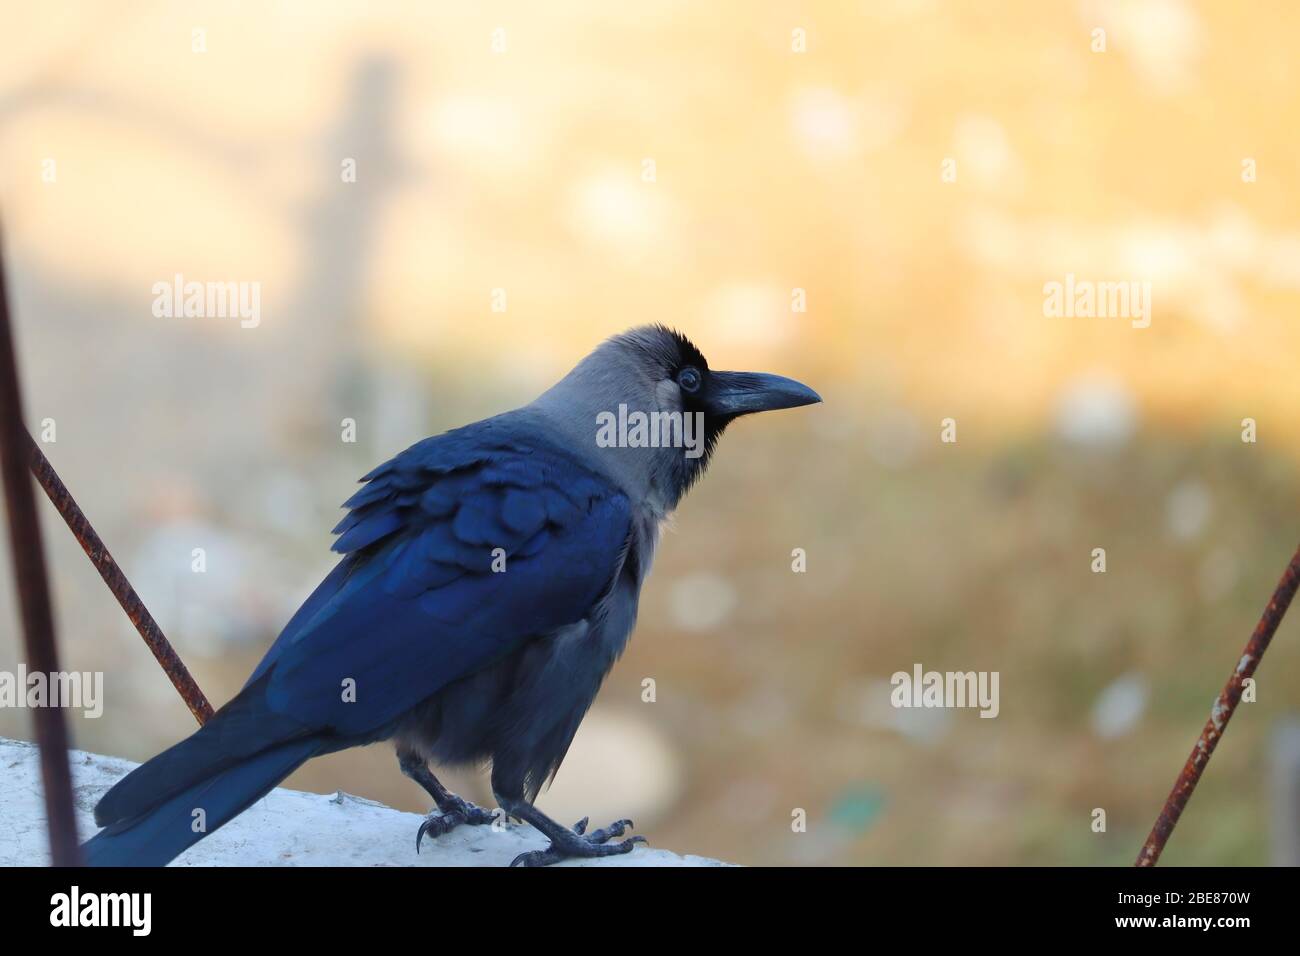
[84,325,820,866]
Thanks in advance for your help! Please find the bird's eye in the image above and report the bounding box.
[676,366,702,393]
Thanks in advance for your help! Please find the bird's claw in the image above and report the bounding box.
[578,817,634,843]
[509,818,645,867]
[415,798,496,853]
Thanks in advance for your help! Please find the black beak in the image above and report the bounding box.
[705,371,822,418]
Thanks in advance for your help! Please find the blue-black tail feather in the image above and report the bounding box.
[83,737,321,866]
[93,671,312,830]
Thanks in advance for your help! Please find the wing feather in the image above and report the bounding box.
[248,414,630,738]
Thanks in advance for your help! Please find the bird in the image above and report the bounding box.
[83,325,821,867]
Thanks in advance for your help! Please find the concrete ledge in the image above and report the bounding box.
[0,737,727,867]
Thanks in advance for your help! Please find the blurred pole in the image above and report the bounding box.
[1272,720,1300,867]
[0,227,82,865]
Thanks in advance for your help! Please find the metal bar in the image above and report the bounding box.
[24,430,214,725]
[0,228,81,865]
[1136,542,1300,866]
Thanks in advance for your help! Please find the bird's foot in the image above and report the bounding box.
[509,816,646,867]
[415,795,497,852]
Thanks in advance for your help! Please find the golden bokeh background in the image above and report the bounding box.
[2,1,1299,865]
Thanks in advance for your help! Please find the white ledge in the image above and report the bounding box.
[0,737,727,867]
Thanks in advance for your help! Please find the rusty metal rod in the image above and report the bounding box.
[0,229,81,865]
[1136,542,1300,866]
[24,429,214,726]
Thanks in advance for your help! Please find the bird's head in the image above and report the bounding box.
[533,325,821,512]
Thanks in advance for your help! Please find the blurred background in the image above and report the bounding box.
[3,0,1300,866]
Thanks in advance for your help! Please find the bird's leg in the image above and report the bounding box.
[397,749,496,851]
[496,794,646,867]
